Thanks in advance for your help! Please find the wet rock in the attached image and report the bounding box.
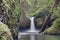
[19,12,30,31]
[34,18,43,29]
[34,9,49,29]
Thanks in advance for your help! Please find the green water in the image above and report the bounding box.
[45,35,60,40]
[18,35,60,40]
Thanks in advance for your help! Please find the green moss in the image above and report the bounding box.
[44,18,60,34]
[0,21,13,40]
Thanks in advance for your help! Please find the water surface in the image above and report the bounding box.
[18,35,60,40]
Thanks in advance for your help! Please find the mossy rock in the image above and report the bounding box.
[0,21,13,40]
[44,18,60,35]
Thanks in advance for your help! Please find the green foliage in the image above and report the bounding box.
[20,0,54,17]
[44,18,60,34]
[2,0,21,25]
[10,2,20,25]
[2,0,60,35]
[2,0,21,39]
[51,3,60,18]
[2,0,14,9]
[44,2,60,34]
[0,21,13,40]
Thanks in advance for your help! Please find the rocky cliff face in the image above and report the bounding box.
[19,11,30,31]
[34,18,43,29]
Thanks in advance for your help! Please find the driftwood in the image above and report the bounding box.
[39,0,60,33]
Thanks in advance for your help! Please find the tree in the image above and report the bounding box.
[39,0,60,33]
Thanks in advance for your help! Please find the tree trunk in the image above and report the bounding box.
[39,0,60,33]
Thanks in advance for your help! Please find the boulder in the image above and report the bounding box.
[0,21,13,40]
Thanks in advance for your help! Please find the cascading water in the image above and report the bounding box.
[18,17,39,40]
[30,17,35,32]
[29,17,39,40]
[30,17,35,40]
[27,17,38,32]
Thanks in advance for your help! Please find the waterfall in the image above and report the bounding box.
[18,17,39,40]
[30,17,35,40]
[30,17,36,32]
